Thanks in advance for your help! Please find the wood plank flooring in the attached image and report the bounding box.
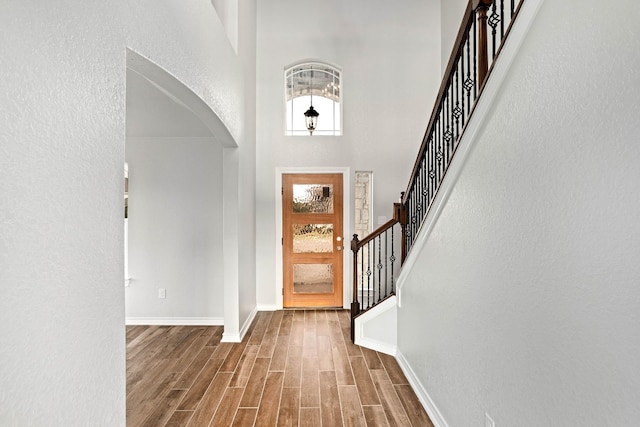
[126,310,433,427]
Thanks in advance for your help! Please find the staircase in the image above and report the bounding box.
[350,0,526,350]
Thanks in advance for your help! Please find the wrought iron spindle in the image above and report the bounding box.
[422,155,428,218]
[360,238,364,309]
[465,34,473,119]
[500,0,505,39]
[490,1,498,58]
[461,43,466,130]
[374,236,382,302]
[390,226,395,293]
[366,241,371,309]
[384,229,389,297]
[455,66,460,142]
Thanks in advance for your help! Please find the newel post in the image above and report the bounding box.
[473,0,493,89]
[350,234,360,342]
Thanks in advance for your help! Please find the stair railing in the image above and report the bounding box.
[350,202,406,340]
[351,0,525,341]
[403,0,524,256]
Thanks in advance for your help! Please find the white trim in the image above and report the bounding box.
[222,306,258,343]
[355,336,396,357]
[354,295,397,356]
[396,0,545,307]
[222,147,241,341]
[240,306,258,340]
[396,350,449,427]
[275,167,351,310]
[221,332,241,342]
[125,317,224,325]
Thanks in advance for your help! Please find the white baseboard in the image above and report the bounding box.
[221,331,241,342]
[222,306,258,343]
[396,350,449,427]
[125,317,224,326]
[239,306,258,341]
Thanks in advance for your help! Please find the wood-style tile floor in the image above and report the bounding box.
[126,310,434,427]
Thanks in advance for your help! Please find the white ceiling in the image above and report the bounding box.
[125,69,212,138]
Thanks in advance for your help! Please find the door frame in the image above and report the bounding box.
[275,167,351,309]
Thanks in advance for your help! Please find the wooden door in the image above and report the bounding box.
[283,173,344,307]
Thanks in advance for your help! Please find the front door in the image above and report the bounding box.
[282,173,344,307]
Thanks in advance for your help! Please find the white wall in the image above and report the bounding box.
[398,0,640,425]
[237,0,258,331]
[255,0,441,307]
[0,0,255,424]
[211,0,238,53]
[125,137,223,322]
[440,0,467,75]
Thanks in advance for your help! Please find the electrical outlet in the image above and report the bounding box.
[485,412,495,427]
[158,288,166,299]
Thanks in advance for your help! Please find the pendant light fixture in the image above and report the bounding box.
[304,68,319,135]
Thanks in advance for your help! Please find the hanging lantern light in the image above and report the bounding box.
[304,105,319,135]
[304,69,319,135]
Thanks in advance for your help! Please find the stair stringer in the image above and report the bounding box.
[353,295,397,356]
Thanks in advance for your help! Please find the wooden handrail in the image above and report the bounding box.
[403,0,494,206]
[353,218,398,249]
[400,0,524,260]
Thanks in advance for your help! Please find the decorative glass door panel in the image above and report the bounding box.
[283,174,343,307]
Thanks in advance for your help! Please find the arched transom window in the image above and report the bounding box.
[285,62,341,136]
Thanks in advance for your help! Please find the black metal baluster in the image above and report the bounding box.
[422,156,427,221]
[500,0,505,39]
[417,162,423,226]
[447,83,453,163]
[411,188,416,246]
[390,225,395,294]
[490,1,498,58]
[465,33,473,117]
[422,155,428,217]
[377,236,382,302]
[440,99,445,183]
[454,62,460,144]
[366,241,371,309]
[360,241,364,312]
[410,190,414,248]
[384,229,388,298]
[432,125,437,204]
[461,42,466,131]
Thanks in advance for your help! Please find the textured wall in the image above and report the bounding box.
[125,137,224,321]
[398,0,640,425]
[255,0,441,307]
[0,0,252,424]
[0,1,127,424]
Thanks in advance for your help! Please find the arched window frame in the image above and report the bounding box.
[285,61,342,136]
